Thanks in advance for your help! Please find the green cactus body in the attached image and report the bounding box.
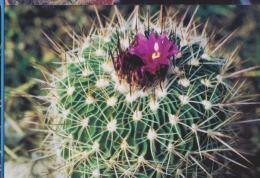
[45,7,242,178]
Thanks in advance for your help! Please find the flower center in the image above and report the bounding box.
[152,42,161,60]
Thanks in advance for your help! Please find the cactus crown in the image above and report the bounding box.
[42,7,246,178]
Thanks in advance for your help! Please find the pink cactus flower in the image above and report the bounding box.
[114,31,179,88]
[129,32,179,75]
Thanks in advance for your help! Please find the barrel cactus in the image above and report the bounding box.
[42,7,250,178]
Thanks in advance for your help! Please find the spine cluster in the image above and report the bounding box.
[42,7,247,178]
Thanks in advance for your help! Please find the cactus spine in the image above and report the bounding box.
[42,7,248,178]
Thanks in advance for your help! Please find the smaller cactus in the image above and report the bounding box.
[40,7,254,178]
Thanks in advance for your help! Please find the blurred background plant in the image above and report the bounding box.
[5,0,117,5]
[4,0,260,5]
[4,5,260,178]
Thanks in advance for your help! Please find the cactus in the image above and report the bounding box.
[42,7,250,178]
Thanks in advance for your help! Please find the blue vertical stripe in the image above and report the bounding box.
[1,0,4,178]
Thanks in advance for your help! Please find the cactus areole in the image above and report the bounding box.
[43,8,247,178]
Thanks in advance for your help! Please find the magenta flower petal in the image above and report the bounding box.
[115,31,179,88]
[129,31,179,74]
